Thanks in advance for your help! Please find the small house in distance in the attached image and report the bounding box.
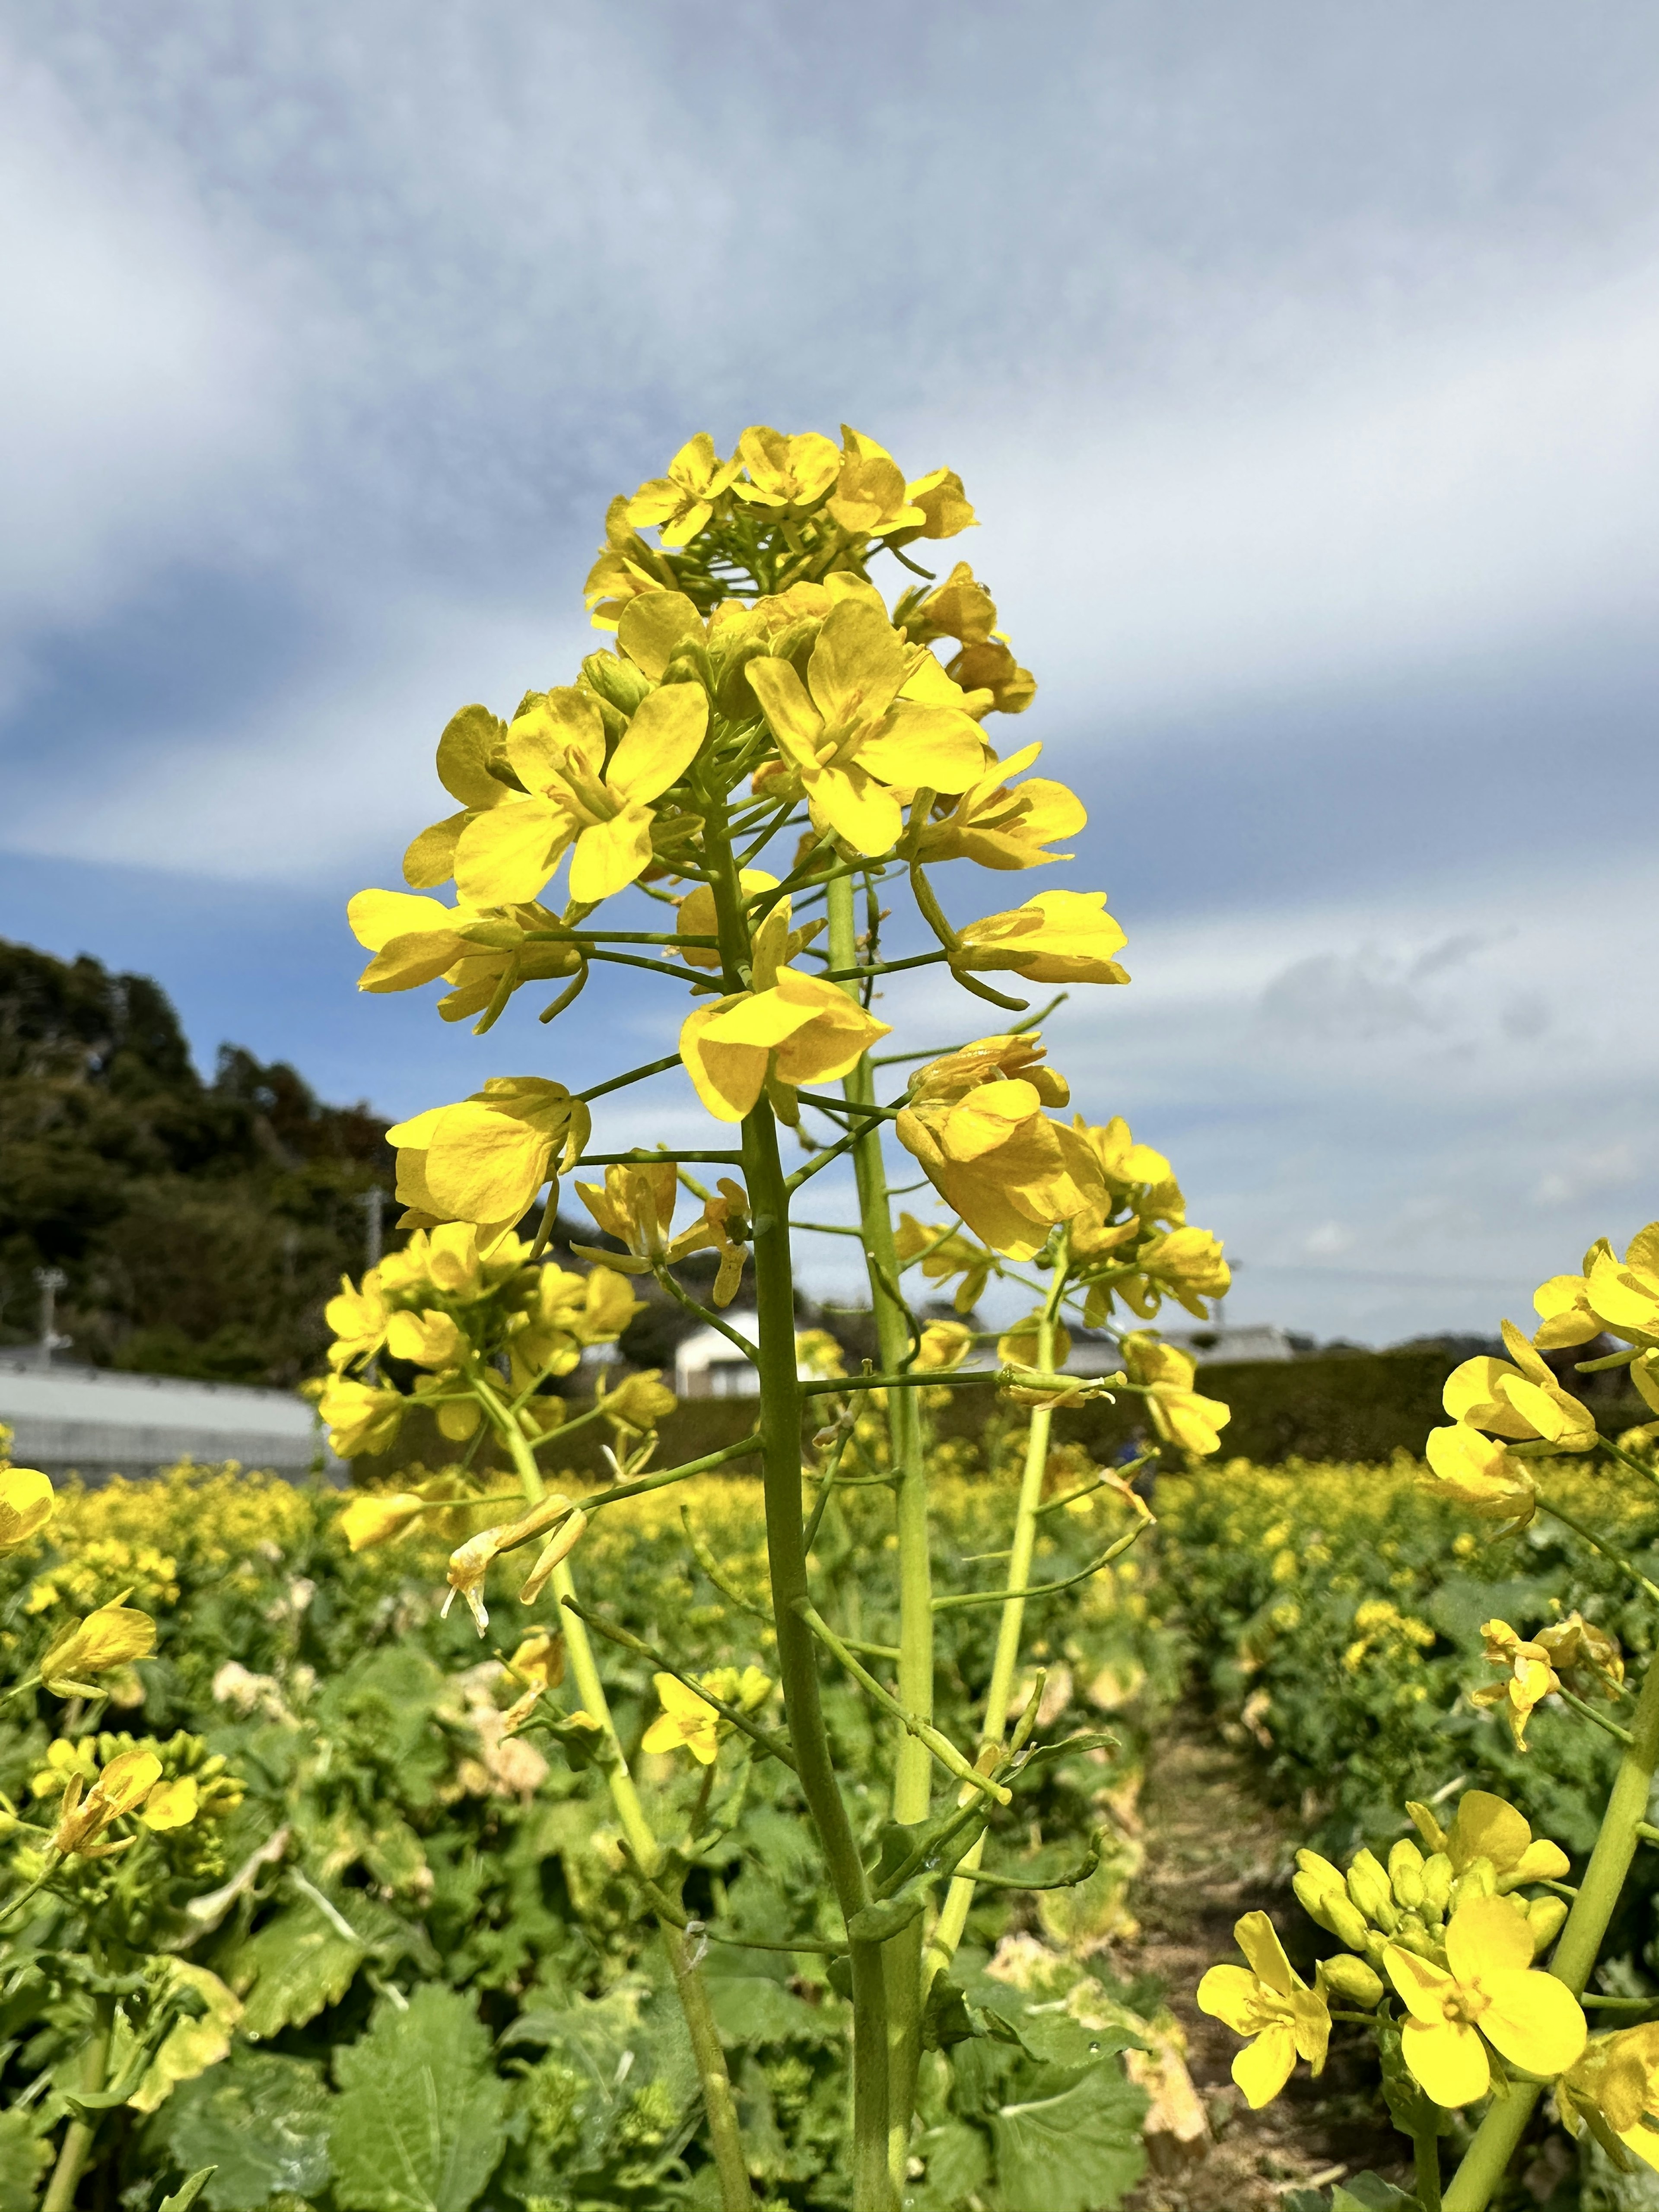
[674,1317,832,1398]
[1162,1324,1297,1365]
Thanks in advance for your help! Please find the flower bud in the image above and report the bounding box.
[1421,1852,1454,1919]
[1293,1871,1338,1931]
[1388,1838,1426,1912]
[1319,1954,1384,2008]
[1453,1858,1497,1909]
[1347,1850,1400,1932]
[1526,1896,1568,1955]
[338,1491,426,1553]
[1326,1894,1375,1953]
[1388,1923,1443,1963]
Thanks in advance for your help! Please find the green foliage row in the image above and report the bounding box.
[0,1462,1175,2211]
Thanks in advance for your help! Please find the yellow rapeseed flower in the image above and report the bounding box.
[1422,1423,1537,1528]
[0,1467,55,1553]
[1560,2022,1659,2172]
[454,680,708,909]
[389,1078,590,1238]
[1384,1893,1585,2107]
[38,1592,157,1696]
[746,598,985,854]
[641,1666,772,1766]
[681,970,890,1122]
[1406,1789,1570,1892]
[1471,1619,1560,1751]
[1443,1321,1597,1452]
[316,1377,406,1459]
[896,1035,1104,1261]
[626,432,739,547]
[1196,1910,1330,2108]
[730,425,842,514]
[826,426,928,537]
[915,1320,975,1370]
[1121,1333,1232,1457]
[912,741,1085,871]
[337,1491,427,1553]
[954,890,1129,987]
[139,1776,200,1831]
[53,1748,163,1858]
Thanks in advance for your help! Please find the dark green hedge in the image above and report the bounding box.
[361,1352,1650,1487]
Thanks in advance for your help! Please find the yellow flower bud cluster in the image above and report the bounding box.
[1197,1789,1585,2114]
[1291,1792,1570,1989]
[29,1731,241,1862]
[316,1219,644,1461]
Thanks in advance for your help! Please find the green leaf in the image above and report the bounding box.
[0,2111,52,2212]
[158,2171,217,2212]
[329,1986,507,2212]
[230,1911,366,2041]
[915,2119,991,2202]
[1333,2182,1423,2212]
[161,2048,333,2212]
[988,2062,1147,2212]
[706,1976,837,2048]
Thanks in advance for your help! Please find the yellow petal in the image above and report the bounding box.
[680,999,768,1122]
[1402,2017,1490,2107]
[507,686,606,788]
[454,798,570,907]
[1233,1910,1297,1998]
[857,701,987,794]
[569,806,655,903]
[1232,2024,1296,2109]
[1449,1791,1534,1875]
[349,889,461,951]
[1446,1893,1534,1981]
[806,600,907,726]
[436,703,512,807]
[746,655,825,760]
[1479,1966,1586,2079]
[1196,1964,1262,2034]
[423,1103,550,1223]
[1384,1942,1458,2025]
[617,591,705,680]
[804,763,904,855]
[606,682,709,801]
[139,1776,199,1831]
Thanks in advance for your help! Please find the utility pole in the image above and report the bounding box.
[33,1267,70,1371]
[359,1185,386,1271]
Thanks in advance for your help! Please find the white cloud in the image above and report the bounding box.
[0,47,315,700]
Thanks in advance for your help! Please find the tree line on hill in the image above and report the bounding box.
[0,939,393,1387]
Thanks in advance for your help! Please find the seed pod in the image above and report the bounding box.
[1421,1852,1454,1919]
[1526,1896,1568,1955]
[1389,1838,1426,1912]
[1347,1850,1401,1933]
[1319,1954,1384,2008]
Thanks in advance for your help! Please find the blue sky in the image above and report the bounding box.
[2,3,1657,1341]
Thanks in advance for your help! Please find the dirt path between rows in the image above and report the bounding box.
[1114,1721,1415,2212]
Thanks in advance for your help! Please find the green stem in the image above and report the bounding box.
[704,804,890,2212]
[1443,1649,1659,2209]
[923,1252,1068,1990]
[827,869,934,2196]
[43,1993,112,2212]
[1536,1496,1659,1605]
[1415,2126,1443,2212]
[480,1379,750,2212]
[663,1920,754,2211]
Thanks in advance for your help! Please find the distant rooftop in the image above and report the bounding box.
[0,1351,341,1482]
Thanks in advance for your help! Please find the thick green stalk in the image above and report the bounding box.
[485,1392,752,2210]
[1414,2126,1442,2212]
[43,1993,112,2212]
[1443,1649,1659,2211]
[705,807,890,2212]
[923,1257,1065,1988]
[826,873,933,2186]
